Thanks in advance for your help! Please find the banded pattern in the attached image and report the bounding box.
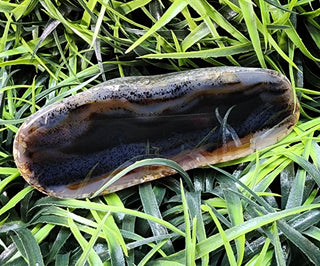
[13,67,299,198]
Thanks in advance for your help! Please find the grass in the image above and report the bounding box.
[1,0,320,265]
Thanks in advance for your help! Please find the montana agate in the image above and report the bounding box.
[13,67,299,198]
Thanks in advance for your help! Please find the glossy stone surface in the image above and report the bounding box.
[13,67,299,198]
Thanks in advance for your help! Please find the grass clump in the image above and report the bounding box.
[1,0,320,265]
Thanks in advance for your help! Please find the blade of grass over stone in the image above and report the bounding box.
[126,0,188,53]
[238,0,266,68]
[92,158,193,197]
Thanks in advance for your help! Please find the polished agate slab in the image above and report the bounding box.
[13,67,299,198]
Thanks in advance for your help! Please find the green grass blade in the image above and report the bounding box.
[46,228,71,264]
[92,158,193,197]
[11,227,44,266]
[238,0,266,67]
[286,134,313,208]
[139,183,174,253]
[55,253,70,266]
[140,42,253,59]
[272,222,286,266]
[221,179,245,265]
[126,0,188,53]
[186,191,209,265]
[160,204,320,262]
[277,219,320,265]
[138,239,169,266]
[34,197,185,237]
[204,205,237,266]
[0,186,33,216]
[285,21,320,62]
[180,180,194,266]
[194,0,248,43]
[75,212,108,266]
[67,216,103,265]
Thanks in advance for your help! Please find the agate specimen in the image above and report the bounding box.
[13,67,299,198]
